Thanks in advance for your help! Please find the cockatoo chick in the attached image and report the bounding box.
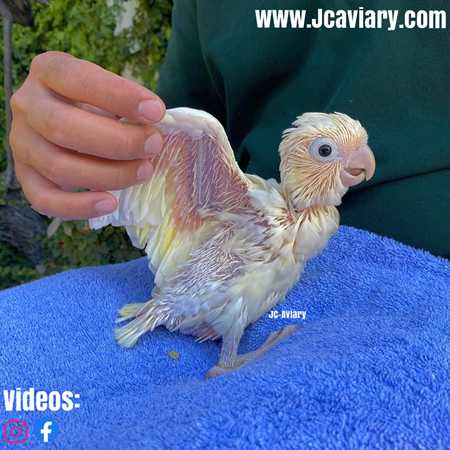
[89,108,375,378]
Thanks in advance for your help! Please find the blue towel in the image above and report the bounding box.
[1,226,450,449]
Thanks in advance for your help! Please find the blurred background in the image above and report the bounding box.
[0,0,173,289]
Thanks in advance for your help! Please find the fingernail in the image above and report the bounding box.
[144,132,163,154]
[138,99,163,122]
[94,199,116,214]
[137,160,153,181]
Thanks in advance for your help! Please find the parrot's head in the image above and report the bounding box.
[279,112,375,211]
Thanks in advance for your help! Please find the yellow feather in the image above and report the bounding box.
[139,223,150,247]
[160,217,176,257]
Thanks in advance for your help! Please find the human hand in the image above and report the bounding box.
[10,51,166,220]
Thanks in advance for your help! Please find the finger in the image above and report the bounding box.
[13,128,154,191]
[52,90,121,119]
[48,90,121,119]
[31,51,166,124]
[74,101,120,119]
[16,161,119,220]
[28,90,163,159]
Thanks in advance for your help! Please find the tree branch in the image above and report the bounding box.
[0,202,47,265]
[0,1,18,187]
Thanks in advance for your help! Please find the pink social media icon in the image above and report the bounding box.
[4,421,28,444]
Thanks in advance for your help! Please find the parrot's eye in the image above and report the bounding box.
[318,144,332,157]
[309,138,338,163]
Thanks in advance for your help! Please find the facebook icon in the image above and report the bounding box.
[34,417,59,443]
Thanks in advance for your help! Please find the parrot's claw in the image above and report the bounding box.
[205,324,301,379]
[205,365,237,379]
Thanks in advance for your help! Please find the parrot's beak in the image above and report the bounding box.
[340,145,376,187]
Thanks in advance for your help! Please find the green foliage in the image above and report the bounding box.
[0,241,38,290]
[42,221,144,273]
[0,221,145,289]
[0,68,5,174]
[0,0,173,290]
[3,1,129,91]
[127,0,173,89]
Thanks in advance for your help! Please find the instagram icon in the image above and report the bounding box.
[4,420,28,444]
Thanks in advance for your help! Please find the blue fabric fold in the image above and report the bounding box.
[1,226,449,449]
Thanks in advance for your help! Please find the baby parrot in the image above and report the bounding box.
[89,108,375,378]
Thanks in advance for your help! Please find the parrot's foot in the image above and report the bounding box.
[205,324,300,379]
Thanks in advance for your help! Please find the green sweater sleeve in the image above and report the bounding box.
[154,0,225,124]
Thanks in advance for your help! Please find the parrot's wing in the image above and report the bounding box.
[89,107,252,279]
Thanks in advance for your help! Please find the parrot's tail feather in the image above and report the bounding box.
[115,302,144,322]
[114,299,167,348]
